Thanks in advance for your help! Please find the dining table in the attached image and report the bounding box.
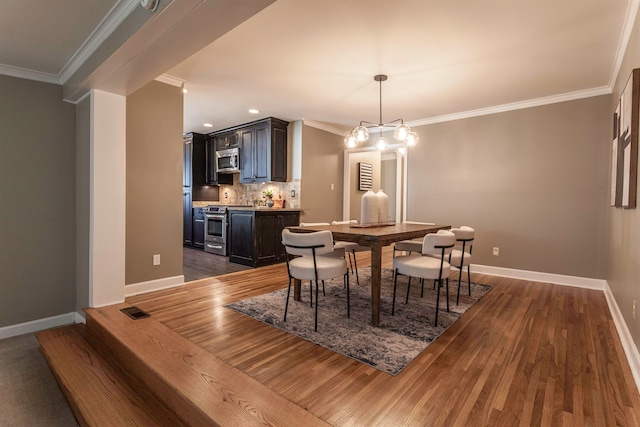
[286,222,451,326]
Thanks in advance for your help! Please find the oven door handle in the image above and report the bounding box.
[205,214,225,220]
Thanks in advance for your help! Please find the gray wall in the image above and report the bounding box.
[607,6,640,351]
[299,125,344,223]
[125,81,183,285]
[407,95,610,279]
[0,75,76,327]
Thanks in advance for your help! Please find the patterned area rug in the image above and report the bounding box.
[225,267,492,375]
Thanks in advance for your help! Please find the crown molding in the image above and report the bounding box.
[609,0,640,88]
[0,0,139,86]
[302,119,347,136]
[0,63,60,84]
[155,73,185,87]
[408,86,612,128]
[58,0,140,84]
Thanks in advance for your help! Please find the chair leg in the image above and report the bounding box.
[345,272,350,318]
[434,279,441,327]
[347,252,354,275]
[420,278,424,297]
[405,277,412,304]
[322,280,326,296]
[284,278,292,321]
[352,250,360,285]
[433,279,436,290]
[309,281,313,307]
[456,266,463,305]
[314,280,319,332]
[467,265,472,296]
[445,278,450,312]
[392,269,399,315]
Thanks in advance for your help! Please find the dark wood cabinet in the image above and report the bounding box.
[228,209,300,267]
[183,190,193,245]
[214,131,239,150]
[205,137,233,185]
[184,132,220,246]
[192,207,205,248]
[209,117,288,184]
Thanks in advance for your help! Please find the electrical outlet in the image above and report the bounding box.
[330,183,335,190]
[492,247,500,256]
[224,191,228,199]
[291,190,296,197]
[153,254,160,266]
[634,300,637,320]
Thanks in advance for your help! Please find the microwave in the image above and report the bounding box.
[216,147,240,173]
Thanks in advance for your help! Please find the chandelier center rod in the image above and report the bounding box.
[374,74,387,127]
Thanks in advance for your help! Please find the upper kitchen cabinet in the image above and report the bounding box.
[205,136,234,185]
[213,130,239,150]
[239,117,288,183]
[210,117,288,184]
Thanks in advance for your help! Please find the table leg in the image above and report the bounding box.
[294,279,301,301]
[370,241,382,326]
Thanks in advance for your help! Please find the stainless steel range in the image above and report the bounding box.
[203,205,251,255]
[203,206,228,255]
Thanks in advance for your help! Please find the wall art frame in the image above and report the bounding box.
[612,68,639,208]
[358,162,373,191]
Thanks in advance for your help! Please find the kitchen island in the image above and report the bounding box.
[227,207,301,267]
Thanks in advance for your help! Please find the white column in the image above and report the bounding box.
[89,90,126,307]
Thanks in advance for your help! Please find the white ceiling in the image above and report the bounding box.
[1,0,636,135]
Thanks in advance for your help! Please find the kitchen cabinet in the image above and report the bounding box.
[192,207,205,248]
[209,117,288,184]
[228,209,300,267]
[214,131,239,150]
[183,190,193,245]
[184,132,220,246]
[205,138,234,185]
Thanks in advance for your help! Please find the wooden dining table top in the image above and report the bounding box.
[287,222,451,247]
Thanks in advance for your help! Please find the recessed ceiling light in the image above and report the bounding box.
[203,123,213,127]
[182,88,188,94]
[248,109,260,114]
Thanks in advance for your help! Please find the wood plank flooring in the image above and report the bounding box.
[129,248,640,426]
[183,245,250,282]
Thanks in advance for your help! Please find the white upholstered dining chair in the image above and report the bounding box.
[331,220,369,285]
[392,221,436,257]
[392,230,455,327]
[281,229,350,331]
[448,226,475,305]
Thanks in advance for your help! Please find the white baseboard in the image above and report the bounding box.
[124,275,185,297]
[472,264,606,290]
[604,282,640,393]
[0,312,78,340]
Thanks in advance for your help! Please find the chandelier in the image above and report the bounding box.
[344,74,419,150]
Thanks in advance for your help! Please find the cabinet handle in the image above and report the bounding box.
[195,219,204,223]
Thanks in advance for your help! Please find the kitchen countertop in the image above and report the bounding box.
[227,207,301,212]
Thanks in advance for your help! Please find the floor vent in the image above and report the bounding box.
[120,306,149,320]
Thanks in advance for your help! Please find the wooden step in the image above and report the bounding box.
[85,304,329,427]
[36,324,184,427]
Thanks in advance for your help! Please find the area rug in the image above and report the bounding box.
[225,267,492,375]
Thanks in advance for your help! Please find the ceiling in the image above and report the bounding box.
[1,0,636,135]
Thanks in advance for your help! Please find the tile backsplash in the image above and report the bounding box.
[193,174,301,208]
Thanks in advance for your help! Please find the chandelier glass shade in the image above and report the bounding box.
[344,74,419,150]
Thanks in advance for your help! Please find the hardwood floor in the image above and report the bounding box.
[183,245,250,282]
[129,248,640,426]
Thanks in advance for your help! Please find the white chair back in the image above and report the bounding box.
[451,226,475,241]
[422,230,455,257]
[282,229,334,257]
